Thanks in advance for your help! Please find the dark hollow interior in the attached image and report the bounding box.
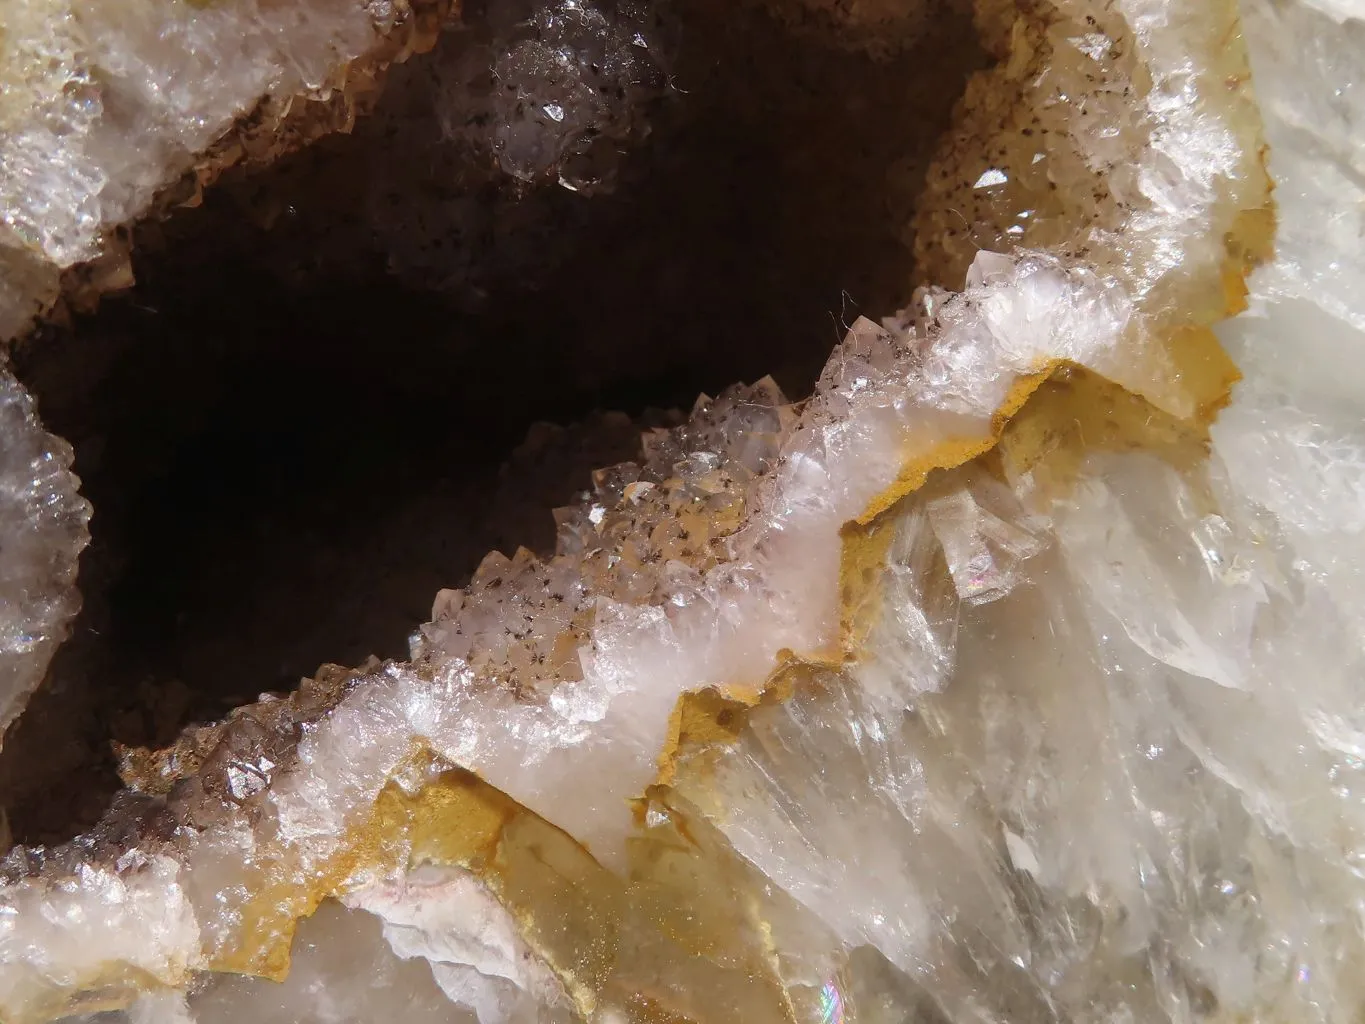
[0,0,984,847]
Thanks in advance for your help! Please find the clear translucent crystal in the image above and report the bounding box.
[0,368,90,742]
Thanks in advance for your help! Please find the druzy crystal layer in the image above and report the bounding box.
[0,370,88,743]
[0,0,1362,1022]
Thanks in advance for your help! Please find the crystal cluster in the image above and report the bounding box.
[355,0,676,299]
[3,0,1365,1022]
[415,377,792,696]
[0,0,453,340]
[0,369,89,743]
[432,0,674,192]
[0,0,679,335]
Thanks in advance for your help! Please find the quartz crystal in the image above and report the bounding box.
[0,0,453,339]
[0,0,678,337]
[3,0,1365,1021]
[0,368,89,746]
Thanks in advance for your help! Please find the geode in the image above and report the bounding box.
[1,0,1363,1022]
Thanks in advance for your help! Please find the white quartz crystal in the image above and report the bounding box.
[0,368,90,742]
[1215,0,1365,641]
[0,855,198,1020]
[0,0,421,339]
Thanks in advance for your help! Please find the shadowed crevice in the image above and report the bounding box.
[0,0,984,847]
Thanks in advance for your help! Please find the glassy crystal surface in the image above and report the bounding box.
[2,0,1364,1022]
[0,369,90,743]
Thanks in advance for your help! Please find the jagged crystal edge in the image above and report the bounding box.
[0,253,1188,1023]
[0,0,684,342]
[0,0,451,340]
[0,366,91,742]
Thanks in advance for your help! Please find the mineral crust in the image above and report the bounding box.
[2,0,1364,1022]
